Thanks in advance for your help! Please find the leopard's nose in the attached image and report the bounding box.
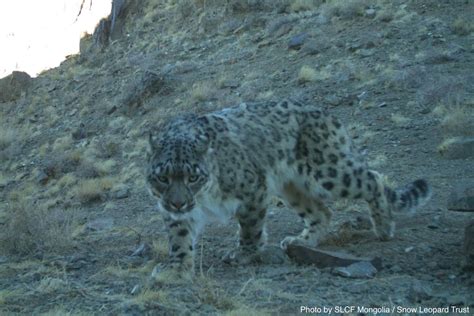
[170,201,186,210]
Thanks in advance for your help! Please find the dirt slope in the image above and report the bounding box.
[0,0,473,314]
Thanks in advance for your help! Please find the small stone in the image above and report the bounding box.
[258,245,289,264]
[301,40,322,55]
[286,244,382,269]
[0,256,8,264]
[288,33,308,50]
[131,243,152,257]
[106,105,117,115]
[408,281,432,303]
[112,185,130,199]
[447,181,474,212]
[404,246,414,253]
[332,261,377,278]
[365,9,376,18]
[219,79,240,89]
[130,284,141,295]
[463,219,474,270]
[72,123,87,140]
[86,218,114,231]
[37,170,49,185]
[64,254,89,271]
[358,48,375,57]
[325,95,343,106]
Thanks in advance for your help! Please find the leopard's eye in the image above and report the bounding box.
[157,175,169,183]
[188,175,199,183]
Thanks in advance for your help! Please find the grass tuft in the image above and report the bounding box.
[0,201,75,255]
[298,65,317,84]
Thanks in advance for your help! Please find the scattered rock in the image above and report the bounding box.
[286,244,382,269]
[259,245,289,264]
[447,181,474,212]
[130,284,141,295]
[365,9,376,18]
[131,242,152,257]
[439,137,474,160]
[301,39,322,55]
[37,170,49,185]
[0,71,32,103]
[407,281,433,303]
[106,105,118,115]
[422,51,459,64]
[121,70,164,110]
[463,219,474,270]
[112,185,130,199]
[325,95,343,106]
[86,218,114,231]
[288,33,308,50]
[219,79,240,89]
[0,256,8,264]
[332,261,377,278]
[266,17,293,37]
[357,48,375,57]
[72,123,87,140]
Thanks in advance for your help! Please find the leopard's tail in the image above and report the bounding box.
[384,179,431,213]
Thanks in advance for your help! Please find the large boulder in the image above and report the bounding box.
[464,219,474,270]
[447,180,474,212]
[0,71,32,103]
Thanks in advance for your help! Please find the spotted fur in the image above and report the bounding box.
[146,100,431,277]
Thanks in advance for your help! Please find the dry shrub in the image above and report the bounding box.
[74,177,114,203]
[435,104,474,137]
[0,127,23,162]
[0,127,17,151]
[289,0,321,12]
[298,65,317,84]
[321,0,370,20]
[1,201,75,255]
[43,150,82,179]
[191,82,215,102]
[452,18,474,36]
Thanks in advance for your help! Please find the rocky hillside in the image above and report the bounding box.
[1,0,473,314]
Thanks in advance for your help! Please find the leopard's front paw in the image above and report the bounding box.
[148,263,193,287]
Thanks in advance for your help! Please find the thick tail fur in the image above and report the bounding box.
[384,179,431,213]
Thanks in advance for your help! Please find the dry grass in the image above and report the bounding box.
[290,0,319,12]
[390,113,410,126]
[0,201,76,255]
[74,177,114,203]
[132,288,168,307]
[321,0,370,20]
[437,137,462,155]
[452,18,474,36]
[368,154,388,169]
[225,307,271,316]
[436,104,474,137]
[191,82,215,102]
[433,102,474,153]
[297,65,317,84]
[0,127,18,151]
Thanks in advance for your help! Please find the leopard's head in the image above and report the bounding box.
[146,131,210,214]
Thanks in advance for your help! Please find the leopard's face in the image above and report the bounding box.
[147,135,210,214]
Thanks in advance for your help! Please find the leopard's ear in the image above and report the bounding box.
[195,134,209,154]
[147,132,160,157]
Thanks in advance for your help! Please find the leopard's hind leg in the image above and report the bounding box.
[280,182,332,249]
